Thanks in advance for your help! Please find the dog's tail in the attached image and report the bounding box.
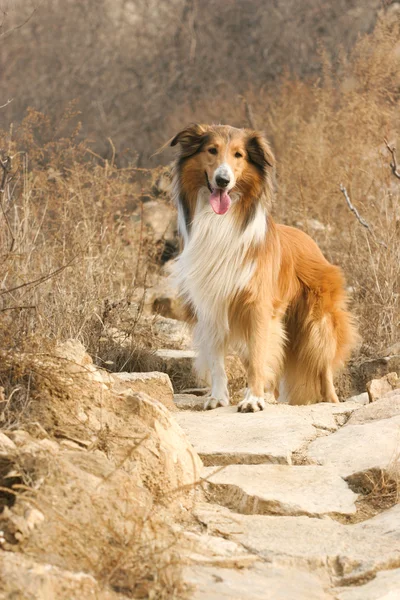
[284,263,358,405]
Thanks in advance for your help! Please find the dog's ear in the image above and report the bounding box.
[246,132,275,173]
[170,124,209,158]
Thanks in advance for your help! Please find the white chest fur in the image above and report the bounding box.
[173,190,266,332]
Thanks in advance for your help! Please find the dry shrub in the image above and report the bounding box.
[0,108,168,424]
[1,0,383,164]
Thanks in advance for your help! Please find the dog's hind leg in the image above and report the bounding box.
[320,365,339,404]
[237,312,285,413]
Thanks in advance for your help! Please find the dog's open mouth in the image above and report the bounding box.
[205,172,232,215]
[209,189,232,215]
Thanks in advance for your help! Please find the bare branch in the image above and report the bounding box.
[339,184,370,229]
[339,184,387,248]
[384,138,400,180]
[0,3,42,40]
[0,254,79,297]
[0,98,13,110]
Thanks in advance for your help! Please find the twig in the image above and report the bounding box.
[0,305,36,312]
[384,138,400,180]
[339,184,370,229]
[0,253,78,297]
[0,98,13,110]
[0,3,42,40]
[339,184,387,248]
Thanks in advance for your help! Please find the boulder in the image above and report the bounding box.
[359,356,400,387]
[347,391,400,425]
[112,371,176,411]
[0,552,123,600]
[366,372,400,402]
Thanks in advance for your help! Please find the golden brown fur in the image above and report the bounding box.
[170,124,357,410]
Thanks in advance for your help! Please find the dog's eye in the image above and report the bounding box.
[208,147,218,155]
[235,151,243,158]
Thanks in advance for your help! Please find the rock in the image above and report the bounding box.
[144,315,192,350]
[127,392,203,491]
[306,415,400,478]
[112,371,176,411]
[203,464,357,517]
[184,564,332,600]
[147,277,183,319]
[0,432,17,453]
[347,392,400,425]
[174,393,205,411]
[345,392,369,405]
[335,568,400,600]
[359,356,400,387]
[153,349,197,391]
[182,531,259,568]
[351,503,400,538]
[176,405,322,466]
[54,339,111,391]
[366,372,400,402]
[194,503,400,586]
[141,199,176,239]
[0,552,122,600]
[55,339,93,366]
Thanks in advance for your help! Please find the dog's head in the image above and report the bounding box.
[171,124,275,215]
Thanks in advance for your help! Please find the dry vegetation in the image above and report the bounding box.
[0,1,399,597]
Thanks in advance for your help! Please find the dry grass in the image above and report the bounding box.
[179,15,400,357]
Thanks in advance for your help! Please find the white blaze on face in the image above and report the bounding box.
[211,162,235,191]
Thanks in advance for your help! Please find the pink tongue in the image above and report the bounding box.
[209,189,231,215]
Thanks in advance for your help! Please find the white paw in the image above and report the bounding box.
[237,391,265,413]
[203,396,230,410]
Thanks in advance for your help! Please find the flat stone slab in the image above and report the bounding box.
[335,568,400,600]
[176,405,319,465]
[194,503,400,586]
[306,415,400,478]
[185,564,332,600]
[176,402,363,466]
[203,464,357,517]
[347,392,400,425]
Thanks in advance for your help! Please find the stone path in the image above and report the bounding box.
[175,390,400,599]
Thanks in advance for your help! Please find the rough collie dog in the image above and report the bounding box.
[170,124,357,412]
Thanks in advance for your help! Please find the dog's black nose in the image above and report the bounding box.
[216,175,230,188]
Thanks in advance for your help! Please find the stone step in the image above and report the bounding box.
[176,402,362,466]
[203,464,357,517]
[194,502,400,587]
[184,564,332,600]
[306,413,400,479]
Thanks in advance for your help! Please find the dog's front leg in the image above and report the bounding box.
[203,346,230,410]
[194,322,229,410]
